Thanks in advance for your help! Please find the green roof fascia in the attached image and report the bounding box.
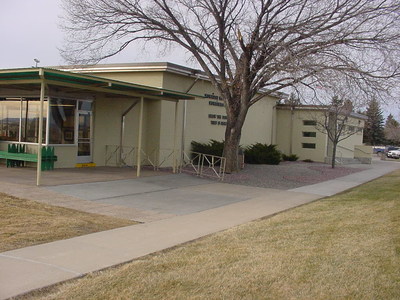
[0,70,41,81]
[0,68,201,100]
[43,70,105,86]
[43,68,201,100]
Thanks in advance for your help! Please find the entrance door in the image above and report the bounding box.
[77,111,92,163]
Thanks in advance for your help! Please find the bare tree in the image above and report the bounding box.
[61,0,400,172]
[311,96,363,168]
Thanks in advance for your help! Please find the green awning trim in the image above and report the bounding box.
[0,68,200,100]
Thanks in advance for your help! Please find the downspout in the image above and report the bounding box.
[136,97,144,177]
[270,102,277,144]
[119,99,139,166]
[173,100,179,173]
[180,75,200,166]
[289,106,295,155]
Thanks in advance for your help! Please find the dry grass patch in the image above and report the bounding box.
[23,170,400,300]
[0,194,136,252]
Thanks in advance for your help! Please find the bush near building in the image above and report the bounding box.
[191,140,224,157]
[282,153,299,161]
[244,143,281,165]
[191,140,282,165]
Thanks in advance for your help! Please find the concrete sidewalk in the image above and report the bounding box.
[289,159,400,195]
[1,160,399,299]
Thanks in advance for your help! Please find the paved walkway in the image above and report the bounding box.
[0,159,399,299]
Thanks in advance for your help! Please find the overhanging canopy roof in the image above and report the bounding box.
[0,68,197,100]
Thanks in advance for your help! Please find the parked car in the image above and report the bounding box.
[387,148,400,159]
[373,146,385,154]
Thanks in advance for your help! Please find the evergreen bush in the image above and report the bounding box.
[244,143,281,165]
[282,153,299,161]
[191,140,224,157]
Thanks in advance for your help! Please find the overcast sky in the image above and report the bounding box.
[0,0,192,69]
[1,0,397,117]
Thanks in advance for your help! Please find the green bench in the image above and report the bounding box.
[0,144,57,171]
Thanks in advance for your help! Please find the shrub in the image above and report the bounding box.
[282,154,299,161]
[244,143,281,165]
[191,140,224,157]
[303,159,314,163]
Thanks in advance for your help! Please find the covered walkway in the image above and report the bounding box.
[0,68,195,185]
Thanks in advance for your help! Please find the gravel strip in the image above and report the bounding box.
[221,161,366,190]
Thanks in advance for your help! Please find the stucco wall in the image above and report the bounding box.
[162,72,279,152]
[83,71,164,88]
[242,99,277,146]
[275,109,291,155]
[276,108,327,162]
[92,96,152,167]
[78,69,280,161]
[52,146,77,168]
[276,107,366,163]
[335,118,365,159]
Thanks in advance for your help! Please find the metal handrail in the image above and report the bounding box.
[337,145,354,153]
[105,145,179,170]
[338,144,373,155]
[200,153,226,180]
[334,150,343,164]
[105,145,121,166]
[105,146,226,180]
[354,146,373,155]
[121,146,135,166]
[180,151,202,175]
[180,151,226,181]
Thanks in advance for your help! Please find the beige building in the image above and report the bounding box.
[276,105,367,163]
[0,62,368,176]
[64,63,281,152]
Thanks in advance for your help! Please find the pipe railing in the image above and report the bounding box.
[105,145,177,171]
[200,153,226,181]
[105,146,226,180]
[337,145,354,153]
[334,150,343,164]
[180,151,226,181]
[180,151,202,176]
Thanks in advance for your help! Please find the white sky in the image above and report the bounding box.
[0,0,191,69]
[0,0,397,118]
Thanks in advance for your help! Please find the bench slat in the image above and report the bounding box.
[0,151,57,162]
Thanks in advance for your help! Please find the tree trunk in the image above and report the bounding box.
[223,119,244,173]
[331,141,337,168]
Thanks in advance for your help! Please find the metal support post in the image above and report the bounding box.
[36,70,45,186]
[173,101,179,173]
[136,97,144,177]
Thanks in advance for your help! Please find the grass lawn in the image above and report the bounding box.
[0,194,136,252]
[22,170,400,300]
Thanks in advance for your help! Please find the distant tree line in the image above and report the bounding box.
[363,99,400,146]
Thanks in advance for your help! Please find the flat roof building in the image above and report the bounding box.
[0,63,369,184]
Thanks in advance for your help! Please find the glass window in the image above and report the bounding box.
[302,143,316,149]
[49,98,76,144]
[21,98,47,143]
[302,131,316,137]
[0,97,91,145]
[78,101,92,111]
[303,120,317,126]
[0,98,21,141]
